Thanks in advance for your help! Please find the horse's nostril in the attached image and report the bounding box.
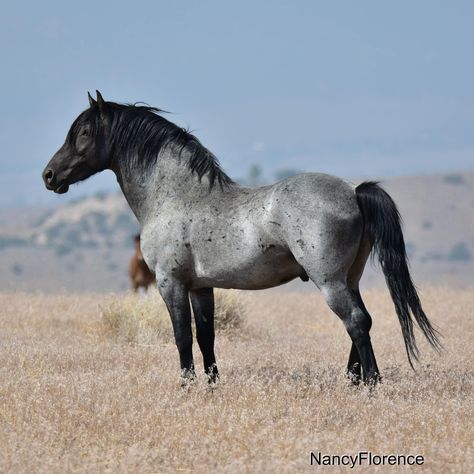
[44,169,54,184]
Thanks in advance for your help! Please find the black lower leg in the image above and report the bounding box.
[347,343,362,384]
[177,337,195,379]
[352,334,380,384]
[352,291,381,384]
[158,278,195,382]
[190,288,219,383]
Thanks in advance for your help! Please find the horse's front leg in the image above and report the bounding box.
[190,288,219,383]
[158,277,195,382]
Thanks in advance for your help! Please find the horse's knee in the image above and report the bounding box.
[175,333,193,353]
[196,325,214,349]
[196,322,211,338]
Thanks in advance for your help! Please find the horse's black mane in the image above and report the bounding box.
[78,102,234,190]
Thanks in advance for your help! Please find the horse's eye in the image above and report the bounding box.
[81,129,89,137]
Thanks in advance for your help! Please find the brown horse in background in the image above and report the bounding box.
[129,235,156,292]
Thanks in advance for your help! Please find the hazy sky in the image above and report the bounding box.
[1,1,473,207]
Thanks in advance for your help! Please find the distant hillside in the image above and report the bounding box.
[382,172,474,263]
[0,171,473,292]
[0,192,138,291]
[359,171,474,288]
[0,192,136,253]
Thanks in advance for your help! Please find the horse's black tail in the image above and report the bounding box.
[355,181,442,368]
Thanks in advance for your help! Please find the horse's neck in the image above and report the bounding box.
[113,166,153,223]
[112,147,207,224]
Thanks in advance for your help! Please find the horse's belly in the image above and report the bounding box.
[192,248,306,290]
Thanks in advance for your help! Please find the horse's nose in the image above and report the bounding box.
[43,168,55,185]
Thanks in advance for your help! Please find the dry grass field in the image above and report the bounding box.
[0,287,473,473]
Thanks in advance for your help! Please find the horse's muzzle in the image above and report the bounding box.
[42,168,70,194]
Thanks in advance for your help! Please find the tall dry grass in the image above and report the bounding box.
[100,288,244,344]
[0,287,473,473]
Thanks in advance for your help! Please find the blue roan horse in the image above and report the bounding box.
[42,91,441,385]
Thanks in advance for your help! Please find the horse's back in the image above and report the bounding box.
[255,173,361,241]
[271,172,358,215]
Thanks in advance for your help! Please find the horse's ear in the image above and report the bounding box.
[96,90,106,114]
[87,91,96,107]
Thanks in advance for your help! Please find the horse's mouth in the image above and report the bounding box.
[54,183,70,194]
[44,179,69,194]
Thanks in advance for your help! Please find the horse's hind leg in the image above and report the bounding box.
[321,281,380,384]
[345,235,373,383]
[345,289,376,384]
[347,340,362,384]
[288,213,379,383]
[190,288,219,383]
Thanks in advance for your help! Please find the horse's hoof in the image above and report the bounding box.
[206,364,219,385]
[207,373,220,386]
[346,372,362,386]
[346,363,362,386]
[180,369,196,388]
[364,373,382,388]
